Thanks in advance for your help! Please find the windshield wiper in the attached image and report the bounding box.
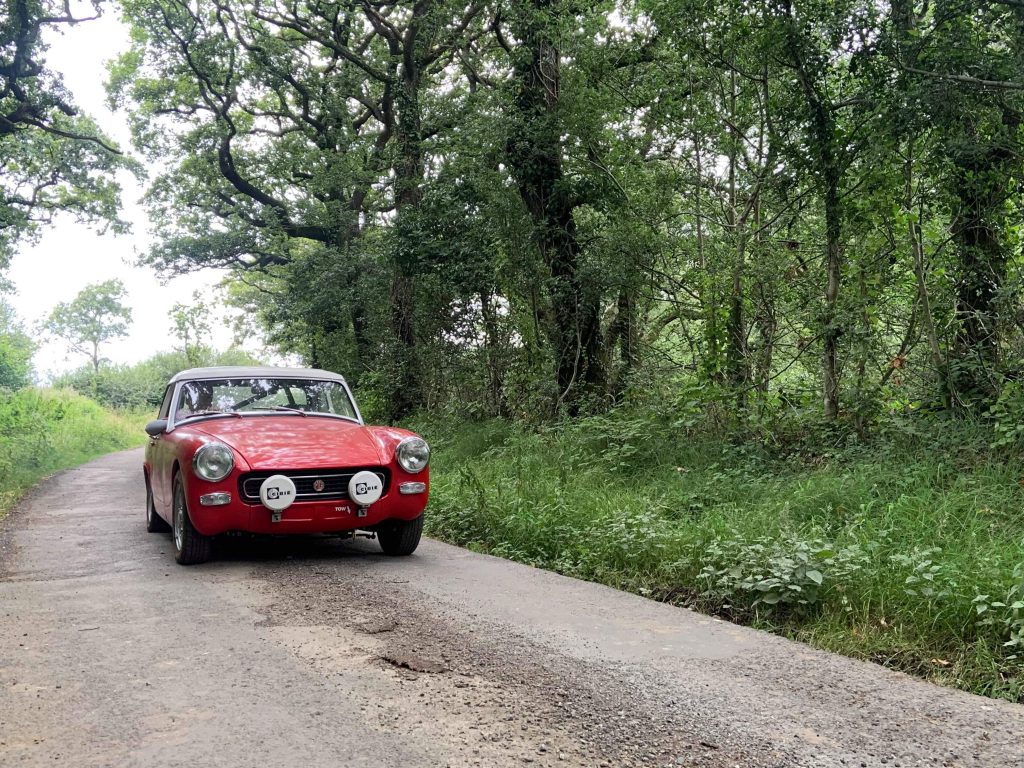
[178,410,242,421]
[267,406,307,417]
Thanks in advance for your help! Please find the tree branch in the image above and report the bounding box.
[903,65,1024,91]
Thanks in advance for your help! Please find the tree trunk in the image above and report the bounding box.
[479,290,508,417]
[905,150,952,408]
[779,0,844,420]
[607,288,639,402]
[822,170,842,420]
[950,149,1009,404]
[506,0,604,415]
[387,24,427,420]
[723,68,749,405]
[692,129,720,383]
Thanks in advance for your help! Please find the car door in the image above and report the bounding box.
[148,385,176,512]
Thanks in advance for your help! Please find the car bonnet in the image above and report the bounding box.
[186,415,385,470]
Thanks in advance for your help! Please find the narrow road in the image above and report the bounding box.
[1,450,1021,768]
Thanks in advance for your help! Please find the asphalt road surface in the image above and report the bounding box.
[1,450,1022,768]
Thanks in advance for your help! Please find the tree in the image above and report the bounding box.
[500,1,608,413]
[170,291,212,367]
[766,0,883,420]
[0,299,34,388]
[898,0,1024,406]
[0,0,132,270]
[46,279,132,374]
[110,0,1024,428]
[112,0,486,419]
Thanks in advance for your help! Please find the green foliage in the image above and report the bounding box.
[699,536,868,611]
[416,410,1024,701]
[0,299,34,388]
[169,291,212,367]
[106,0,1019,422]
[45,279,132,372]
[0,1,133,269]
[0,387,146,516]
[987,381,1024,448]
[974,566,1024,657]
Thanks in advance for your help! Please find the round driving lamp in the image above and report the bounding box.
[193,442,235,482]
[396,436,430,473]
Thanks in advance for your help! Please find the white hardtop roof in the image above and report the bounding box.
[168,366,347,384]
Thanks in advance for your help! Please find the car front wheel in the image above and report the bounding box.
[172,476,212,565]
[376,514,423,556]
[145,476,170,533]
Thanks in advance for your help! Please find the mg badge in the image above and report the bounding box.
[312,479,326,493]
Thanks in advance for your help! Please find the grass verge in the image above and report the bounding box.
[409,412,1024,703]
[0,388,148,518]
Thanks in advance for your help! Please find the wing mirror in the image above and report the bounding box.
[145,419,168,437]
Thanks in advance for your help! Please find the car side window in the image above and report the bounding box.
[158,386,174,419]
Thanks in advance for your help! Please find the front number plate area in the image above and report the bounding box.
[268,503,360,523]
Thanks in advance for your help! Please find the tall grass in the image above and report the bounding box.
[0,388,148,517]
[410,412,1024,702]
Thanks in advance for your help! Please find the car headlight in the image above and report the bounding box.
[396,436,429,473]
[193,442,235,482]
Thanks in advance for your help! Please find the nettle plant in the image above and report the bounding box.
[974,565,1024,657]
[890,547,957,601]
[697,533,869,612]
[988,382,1024,449]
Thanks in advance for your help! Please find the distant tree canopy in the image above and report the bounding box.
[53,346,262,409]
[0,0,134,270]
[169,290,212,367]
[46,278,132,373]
[113,0,1024,426]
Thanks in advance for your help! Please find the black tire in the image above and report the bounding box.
[376,514,423,556]
[172,476,212,565]
[145,476,171,533]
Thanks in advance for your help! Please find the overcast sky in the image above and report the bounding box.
[6,11,252,381]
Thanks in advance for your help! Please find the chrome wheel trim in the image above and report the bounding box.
[173,487,185,552]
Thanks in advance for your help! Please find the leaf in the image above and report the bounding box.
[806,569,824,585]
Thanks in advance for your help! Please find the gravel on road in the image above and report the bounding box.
[1,449,1021,768]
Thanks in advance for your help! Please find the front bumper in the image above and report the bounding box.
[184,471,429,536]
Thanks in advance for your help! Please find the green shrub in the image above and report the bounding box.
[0,388,146,516]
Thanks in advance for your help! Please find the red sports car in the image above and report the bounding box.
[143,366,430,564]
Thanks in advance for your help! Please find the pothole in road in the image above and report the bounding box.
[352,617,398,635]
[248,570,764,768]
[377,650,448,674]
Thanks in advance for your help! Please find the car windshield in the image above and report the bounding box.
[174,378,358,422]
